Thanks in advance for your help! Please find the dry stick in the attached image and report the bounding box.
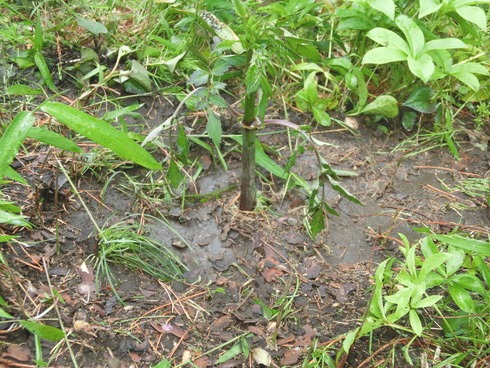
[168,326,191,358]
[414,165,483,178]
[139,290,209,318]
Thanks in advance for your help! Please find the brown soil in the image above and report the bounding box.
[1,97,489,367]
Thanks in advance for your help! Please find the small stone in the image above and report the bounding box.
[287,217,298,226]
[172,240,187,249]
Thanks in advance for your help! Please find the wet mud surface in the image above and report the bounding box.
[1,97,489,367]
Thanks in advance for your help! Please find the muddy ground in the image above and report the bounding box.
[1,97,489,367]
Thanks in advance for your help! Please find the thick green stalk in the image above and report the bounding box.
[239,50,257,211]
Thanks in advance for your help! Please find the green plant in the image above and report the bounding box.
[338,231,490,366]
[93,215,187,302]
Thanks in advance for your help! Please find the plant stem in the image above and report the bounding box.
[239,50,257,211]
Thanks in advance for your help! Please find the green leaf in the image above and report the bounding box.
[433,234,490,256]
[412,295,443,308]
[396,15,425,56]
[5,166,28,184]
[176,124,189,162]
[0,211,29,227]
[422,38,467,52]
[0,308,13,319]
[445,250,466,277]
[215,341,243,364]
[0,111,36,179]
[418,0,442,18]
[366,28,410,55]
[401,109,417,131]
[456,5,487,31]
[40,102,162,170]
[152,359,171,368]
[448,283,475,313]
[127,60,152,91]
[419,253,450,279]
[368,0,395,20]
[168,158,184,188]
[206,109,222,147]
[308,204,326,238]
[18,320,65,342]
[403,87,437,113]
[312,106,331,126]
[327,177,362,205]
[362,47,407,65]
[450,274,486,294]
[76,16,108,35]
[7,84,42,95]
[409,309,423,336]
[358,95,399,118]
[188,69,209,86]
[27,127,82,153]
[34,51,57,92]
[407,54,434,83]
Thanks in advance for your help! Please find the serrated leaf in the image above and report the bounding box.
[359,95,399,118]
[188,69,209,86]
[19,320,65,342]
[168,158,184,188]
[0,111,35,179]
[206,110,222,147]
[41,102,161,170]
[27,127,82,153]
[76,16,108,35]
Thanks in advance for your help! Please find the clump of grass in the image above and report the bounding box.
[94,215,187,298]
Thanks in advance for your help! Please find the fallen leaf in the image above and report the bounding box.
[129,351,141,362]
[252,348,271,366]
[280,347,302,365]
[1,344,31,362]
[210,315,233,331]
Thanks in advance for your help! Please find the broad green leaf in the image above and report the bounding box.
[418,0,442,18]
[359,95,399,118]
[34,17,43,51]
[206,109,222,147]
[451,62,489,75]
[167,158,184,188]
[0,111,35,179]
[407,54,434,83]
[34,51,57,92]
[403,86,437,113]
[342,328,359,353]
[362,47,407,65]
[409,309,423,336]
[448,283,475,313]
[433,234,490,256]
[451,71,481,91]
[327,177,362,205]
[76,16,108,35]
[308,204,326,238]
[312,106,331,127]
[188,70,209,87]
[450,274,486,294]
[445,250,465,277]
[152,359,171,368]
[419,253,450,280]
[366,28,411,55]
[456,6,487,31]
[41,102,162,170]
[127,60,152,92]
[396,15,425,56]
[103,104,144,121]
[6,84,42,95]
[198,11,245,54]
[423,38,467,53]
[27,127,82,153]
[368,0,395,20]
[176,124,189,161]
[18,320,65,342]
[412,295,443,309]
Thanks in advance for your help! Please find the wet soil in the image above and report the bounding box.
[1,96,489,367]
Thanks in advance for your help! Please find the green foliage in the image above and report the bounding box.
[339,231,490,366]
